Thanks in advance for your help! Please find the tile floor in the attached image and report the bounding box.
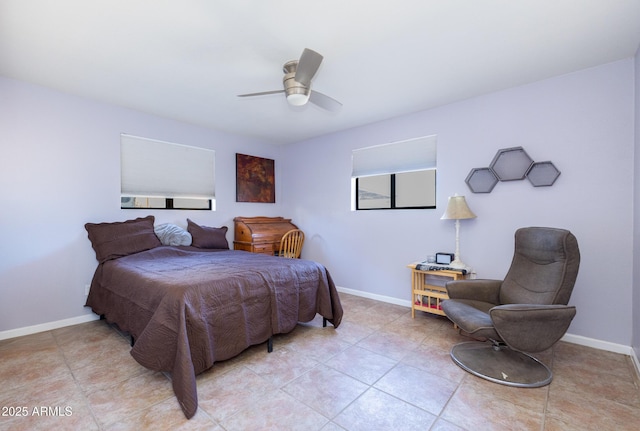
[1,293,639,430]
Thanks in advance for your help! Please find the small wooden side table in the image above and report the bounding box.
[407,263,470,318]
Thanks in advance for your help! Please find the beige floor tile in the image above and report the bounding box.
[0,372,98,431]
[421,321,472,352]
[0,331,69,392]
[0,404,99,431]
[355,330,416,361]
[0,331,57,352]
[402,343,468,383]
[324,345,397,384]
[320,422,347,431]
[52,320,119,347]
[327,320,375,345]
[220,389,328,431]
[551,343,640,408]
[333,387,437,431]
[553,341,634,379]
[103,397,219,431]
[441,376,545,430]
[546,382,640,430]
[552,362,640,407]
[282,363,369,418]
[71,347,149,395]
[86,370,174,428]
[383,311,449,340]
[197,364,273,422]
[282,328,352,363]
[430,418,468,431]
[242,345,320,387]
[346,308,396,329]
[54,323,132,372]
[368,301,411,321]
[374,363,459,416]
[459,371,548,412]
[337,295,378,314]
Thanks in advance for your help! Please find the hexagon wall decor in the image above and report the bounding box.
[465,167,498,193]
[489,147,533,181]
[526,161,561,187]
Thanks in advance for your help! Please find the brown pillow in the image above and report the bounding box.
[85,216,161,263]
[187,219,229,249]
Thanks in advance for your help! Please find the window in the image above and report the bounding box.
[120,134,215,210]
[352,136,436,210]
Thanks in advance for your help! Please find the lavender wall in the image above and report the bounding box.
[0,76,282,334]
[1,59,636,350]
[281,59,635,347]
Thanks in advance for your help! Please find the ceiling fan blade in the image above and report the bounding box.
[237,90,284,97]
[295,48,323,86]
[309,90,342,112]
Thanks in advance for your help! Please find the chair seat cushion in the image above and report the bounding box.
[441,299,499,340]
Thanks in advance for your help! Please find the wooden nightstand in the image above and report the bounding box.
[407,263,470,318]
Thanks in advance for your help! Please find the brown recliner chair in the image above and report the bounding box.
[441,227,580,387]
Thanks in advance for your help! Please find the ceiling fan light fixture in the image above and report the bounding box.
[283,69,310,106]
[286,92,310,106]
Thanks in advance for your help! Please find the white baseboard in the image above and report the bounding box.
[0,314,100,341]
[336,285,640,379]
[337,286,413,308]
[559,333,633,356]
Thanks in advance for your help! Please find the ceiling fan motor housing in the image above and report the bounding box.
[283,60,310,106]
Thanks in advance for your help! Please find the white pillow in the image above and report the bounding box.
[154,223,192,246]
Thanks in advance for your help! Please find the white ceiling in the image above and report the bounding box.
[2,1,639,145]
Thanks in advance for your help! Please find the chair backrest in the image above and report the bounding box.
[279,229,305,258]
[500,227,580,306]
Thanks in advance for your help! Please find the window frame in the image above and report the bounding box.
[120,197,213,210]
[355,169,436,210]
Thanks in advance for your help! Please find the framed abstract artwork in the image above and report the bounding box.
[236,153,275,203]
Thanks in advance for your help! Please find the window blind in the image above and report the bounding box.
[120,134,215,199]
[351,135,437,177]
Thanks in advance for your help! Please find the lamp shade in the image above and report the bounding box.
[441,194,476,220]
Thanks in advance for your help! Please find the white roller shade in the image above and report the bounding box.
[121,134,215,199]
[352,135,437,177]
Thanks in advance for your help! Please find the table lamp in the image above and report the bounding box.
[441,194,476,268]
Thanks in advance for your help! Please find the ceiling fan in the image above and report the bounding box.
[238,48,342,112]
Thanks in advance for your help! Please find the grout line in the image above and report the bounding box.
[49,328,104,430]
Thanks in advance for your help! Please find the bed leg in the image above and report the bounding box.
[323,317,327,328]
[267,336,273,353]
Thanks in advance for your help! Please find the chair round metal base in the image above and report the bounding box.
[450,341,552,388]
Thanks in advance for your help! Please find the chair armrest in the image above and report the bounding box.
[445,279,502,303]
[490,304,576,353]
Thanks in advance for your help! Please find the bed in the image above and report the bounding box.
[84,216,343,419]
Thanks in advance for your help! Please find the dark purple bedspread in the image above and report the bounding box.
[85,246,343,418]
